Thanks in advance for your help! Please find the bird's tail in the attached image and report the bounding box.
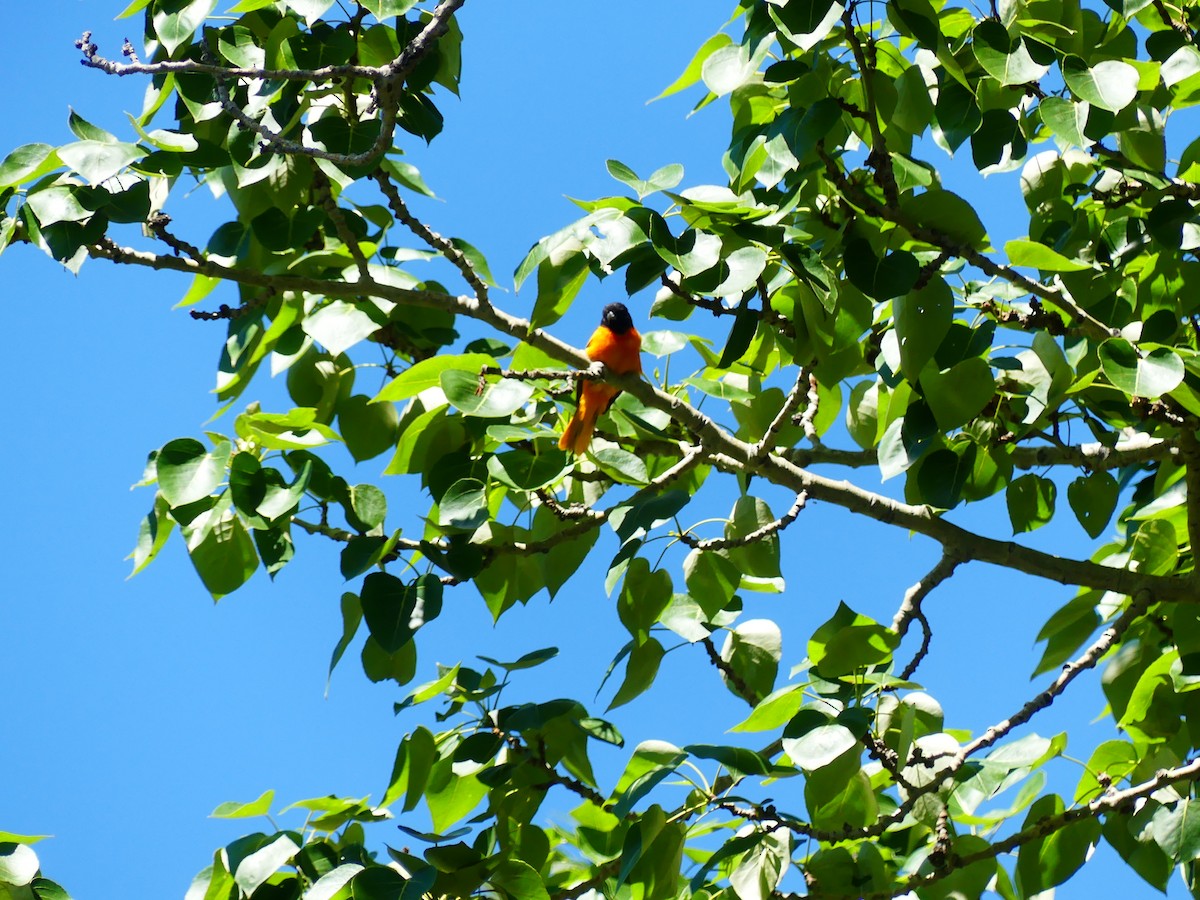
[558,407,598,455]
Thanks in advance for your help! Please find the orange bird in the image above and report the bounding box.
[558,302,643,455]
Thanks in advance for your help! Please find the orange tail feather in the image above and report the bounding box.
[558,383,617,455]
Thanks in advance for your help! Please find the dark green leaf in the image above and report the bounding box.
[1067,471,1119,539]
[359,572,443,654]
[1007,473,1056,534]
[437,478,489,531]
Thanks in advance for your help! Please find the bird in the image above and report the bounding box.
[558,302,643,455]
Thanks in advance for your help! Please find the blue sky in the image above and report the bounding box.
[0,1,1173,897]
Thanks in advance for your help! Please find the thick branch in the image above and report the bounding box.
[92,239,1195,604]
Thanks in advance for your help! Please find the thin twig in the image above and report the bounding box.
[956,591,1151,762]
[372,169,493,305]
[677,492,807,551]
[891,551,963,682]
[702,635,759,705]
[314,167,371,281]
[754,369,809,461]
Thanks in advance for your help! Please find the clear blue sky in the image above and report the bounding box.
[0,2,1168,897]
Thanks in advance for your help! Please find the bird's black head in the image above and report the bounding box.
[601,302,634,334]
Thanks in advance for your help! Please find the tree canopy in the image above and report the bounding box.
[5,0,1200,897]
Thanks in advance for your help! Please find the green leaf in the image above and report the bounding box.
[729,829,791,900]
[808,601,898,677]
[844,241,919,301]
[438,478,489,531]
[359,572,443,654]
[1005,239,1091,272]
[116,0,151,16]
[1067,471,1119,539]
[447,238,498,287]
[489,859,550,900]
[327,592,363,691]
[784,722,857,771]
[701,42,759,97]
[1150,799,1200,862]
[606,159,684,200]
[426,761,487,831]
[531,250,589,329]
[683,549,741,618]
[0,144,60,187]
[1062,56,1139,113]
[374,353,498,403]
[230,833,300,896]
[154,0,219,55]
[441,369,534,417]
[920,357,994,430]
[349,865,409,900]
[156,438,230,508]
[901,189,988,248]
[338,394,400,462]
[382,725,436,811]
[0,844,39,886]
[895,279,952,381]
[617,558,673,642]
[0,834,46,846]
[933,80,982,153]
[211,789,275,819]
[1128,519,1179,577]
[129,494,176,577]
[649,215,721,277]
[24,186,90,226]
[973,21,1051,85]
[683,743,772,777]
[57,141,144,185]
[1007,473,1057,534]
[717,300,759,368]
[1016,795,1100,893]
[477,647,558,671]
[608,637,664,710]
[183,497,259,599]
[1099,339,1185,398]
[67,108,117,144]
[609,740,687,818]
[592,448,650,487]
[651,33,733,101]
[302,301,381,357]
[1040,97,1089,147]
[731,685,807,733]
[1075,740,1137,804]
[721,619,781,703]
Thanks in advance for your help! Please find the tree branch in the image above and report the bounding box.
[956,591,1150,762]
[676,492,806,551]
[891,551,963,682]
[754,369,810,461]
[89,237,1194,604]
[372,168,494,306]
